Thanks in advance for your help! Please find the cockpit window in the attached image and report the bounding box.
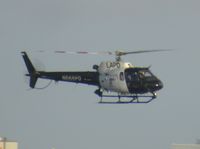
[125,72,139,81]
[139,70,152,77]
[125,68,154,82]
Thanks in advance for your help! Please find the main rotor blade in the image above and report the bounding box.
[37,50,112,55]
[116,49,173,56]
[36,49,172,57]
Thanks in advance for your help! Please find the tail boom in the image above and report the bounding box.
[38,71,99,86]
[21,51,99,88]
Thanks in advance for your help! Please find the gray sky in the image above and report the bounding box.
[0,0,200,149]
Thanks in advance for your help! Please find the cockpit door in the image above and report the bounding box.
[125,68,147,93]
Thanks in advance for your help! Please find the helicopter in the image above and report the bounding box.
[21,49,168,104]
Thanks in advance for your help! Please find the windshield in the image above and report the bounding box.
[124,68,163,94]
[125,68,154,81]
[138,70,153,78]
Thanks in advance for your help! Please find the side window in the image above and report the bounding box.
[132,72,139,81]
[119,72,124,81]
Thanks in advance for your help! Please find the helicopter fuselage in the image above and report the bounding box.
[98,61,163,94]
[21,51,163,103]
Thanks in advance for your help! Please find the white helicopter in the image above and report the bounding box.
[21,50,168,104]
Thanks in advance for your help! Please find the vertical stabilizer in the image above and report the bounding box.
[21,52,38,88]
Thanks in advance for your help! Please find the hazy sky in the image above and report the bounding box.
[0,0,200,149]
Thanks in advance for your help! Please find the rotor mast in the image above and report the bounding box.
[115,50,127,61]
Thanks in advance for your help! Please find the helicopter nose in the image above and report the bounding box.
[155,80,163,90]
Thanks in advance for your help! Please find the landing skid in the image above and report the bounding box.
[95,90,156,104]
[99,95,155,104]
[100,96,155,104]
